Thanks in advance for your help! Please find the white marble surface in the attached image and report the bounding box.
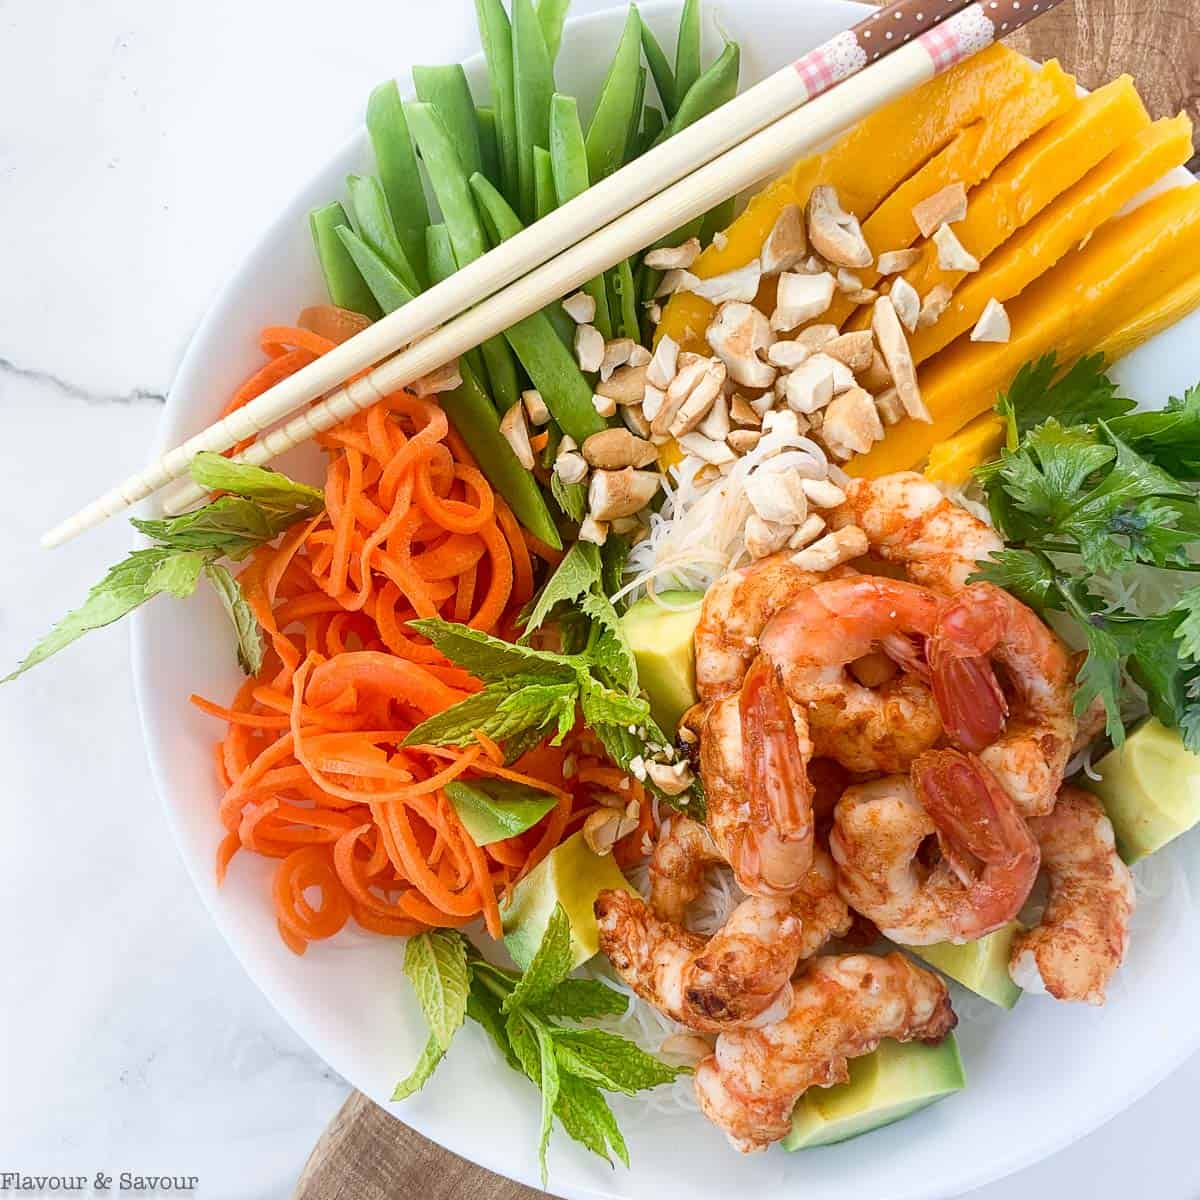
[2,1,1199,1197]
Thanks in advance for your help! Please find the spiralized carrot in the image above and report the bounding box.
[192,322,652,955]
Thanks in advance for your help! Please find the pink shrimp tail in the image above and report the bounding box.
[929,587,1009,752]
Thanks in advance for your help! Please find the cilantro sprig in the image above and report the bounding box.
[5,453,324,681]
[976,354,1200,750]
[394,907,687,1183]
[405,541,704,818]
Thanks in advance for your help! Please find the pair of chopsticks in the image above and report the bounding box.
[45,0,1060,549]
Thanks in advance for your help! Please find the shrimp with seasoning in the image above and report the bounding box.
[758,575,945,774]
[1010,786,1136,1005]
[693,952,956,1152]
[595,841,851,1033]
[831,749,1040,944]
[930,582,1078,816]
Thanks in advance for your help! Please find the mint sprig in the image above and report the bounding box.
[392,905,687,1182]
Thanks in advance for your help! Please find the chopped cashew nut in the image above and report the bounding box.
[582,428,658,469]
[647,335,680,389]
[642,384,666,422]
[806,353,856,394]
[583,809,621,854]
[667,358,726,438]
[599,338,635,382]
[746,467,809,525]
[912,182,968,239]
[595,363,649,404]
[788,513,827,549]
[760,204,808,275]
[698,391,732,441]
[806,185,873,269]
[932,223,980,273]
[767,340,811,370]
[647,301,663,324]
[745,513,793,559]
[579,517,610,545]
[730,393,761,426]
[677,431,736,465]
[876,248,922,275]
[872,296,929,423]
[621,403,652,438]
[707,302,776,388]
[562,291,596,324]
[890,276,921,333]
[801,477,847,508]
[918,283,953,328]
[656,268,701,297]
[554,445,589,484]
[500,402,536,469]
[575,324,605,373]
[791,525,869,571]
[822,387,885,455]
[522,389,550,425]
[727,428,762,454]
[771,271,836,332]
[411,361,462,397]
[592,392,617,418]
[823,331,874,373]
[646,759,694,796]
[875,387,906,426]
[712,230,729,251]
[836,268,864,294]
[644,237,702,271]
[971,297,1011,343]
[860,348,894,393]
[796,324,839,351]
[628,344,652,368]
[588,468,661,521]
[785,358,836,414]
[844,287,878,305]
[688,260,763,305]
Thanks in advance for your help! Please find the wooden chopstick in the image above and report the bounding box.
[46,0,1053,545]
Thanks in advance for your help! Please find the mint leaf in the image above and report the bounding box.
[132,496,307,560]
[523,542,602,638]
[408,617,578,682]
[467,975,520,1070]
[579,591,637,692]
[188,451,326,510]
[551,472,586,522]
[445,780,557,845]
[404,930,470,1053]
[550,1029,687,1095]
[404,679,579,748]
[391,1034,445,1100]
[205,563,265,675]
[601,536,632,611]
[532,1017,559,1185]
[4,548,210,681]
[554,1076,629,1167]
[579,675,651,729]
[502,904,574,1013]
[530,978,628,1021]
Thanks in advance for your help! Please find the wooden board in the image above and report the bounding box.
[294,3,1199,1197]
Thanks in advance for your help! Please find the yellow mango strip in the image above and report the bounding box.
[906,114,1196,364]
[827,61,1077,329]
[656,44,1035,352]
[897,76,1149,305]
[923,412,1008,487]
[848,184,1200,479]
[1095,273,1200,363]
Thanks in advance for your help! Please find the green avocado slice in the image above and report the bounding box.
[783,1034,965,1151]
[501,831,636,969]
[906,923,1023,1010]
[620,590,704,733]
[1086,717,1200,863]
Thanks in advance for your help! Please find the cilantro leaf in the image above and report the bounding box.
[1174,587,1200,662]
[529,978,629,1021]
[1000,353,1133,437]
[403,930,470,1053]
[970,548,1057,611]
[408,617,578,683]
[1110,383,1200,478]
[523,542,602,638]
[550,1029,687,1095]
[391,1034,445,1100]
[204,563,265,675]
[502,904,574,1013]
[1072,614,1126,744]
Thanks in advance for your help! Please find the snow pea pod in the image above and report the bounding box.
[335,225,417,315]
[656,40,740,145]
[426,224,489,396]
[476,106,501,187]
[512,0,555,223]
[537,0,570,66]
[474,0,520,207]
[637,10,677,117]
[309,202,381,319]
[584,6,643,185]
[674,0,702,109]
[534,146,557,221]
[413,64,484,181]
[365,81,429,288]
[345,173,422,295]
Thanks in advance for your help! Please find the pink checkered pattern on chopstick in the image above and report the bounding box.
[792,46,840,99]
[918,18,974,72]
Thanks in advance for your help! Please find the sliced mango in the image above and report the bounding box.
[656,44,1036,352]
[923,412,1008,487]
[849,183,1200,478]
[895,76,1150,308]
[907,114,1195,364]
[1096,271,1200,363]
[827,61,1077,330]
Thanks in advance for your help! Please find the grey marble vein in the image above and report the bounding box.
[0,355,165,405]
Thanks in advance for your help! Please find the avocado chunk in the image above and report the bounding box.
[1087,717,1200,863]
[621,590,704,732]
[906,923,1022,1010]
[501,831,636,969]
[783,1034,965,1151]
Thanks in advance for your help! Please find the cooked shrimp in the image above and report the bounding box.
[829,472,1003,593]
[831,750,1040,944]
[693,952,956,1152]
[649,816,725,925]
[1010,787,1135,1005]
[930,582,1077,816]
[758,576,945,774]
[701,658,816,895]
[693,552,854,702]
[595,849,851,1033]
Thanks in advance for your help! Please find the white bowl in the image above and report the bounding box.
[131,3,1200,1197]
